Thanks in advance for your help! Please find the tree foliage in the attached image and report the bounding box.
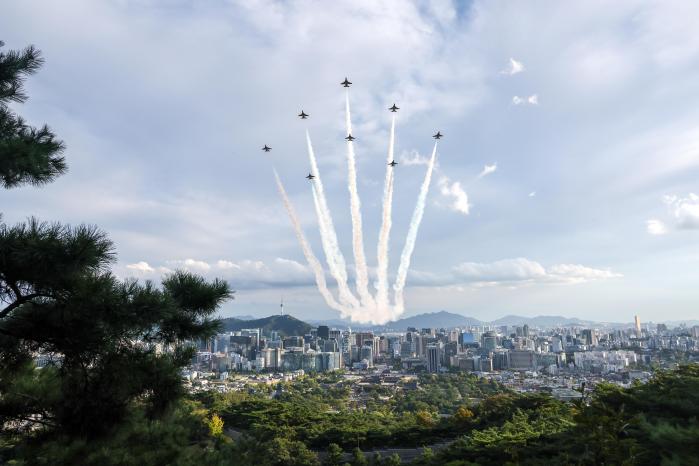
[0,41,66,188]
[0,41,233,462]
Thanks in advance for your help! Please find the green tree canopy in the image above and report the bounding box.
[0,40,66,188]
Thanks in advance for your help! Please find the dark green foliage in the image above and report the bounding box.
[0,41,234,462]
[325,443,344,466]
[431,364,699,465]
[219,314,311,337]
[0,41,66,188]
[392,373,504,414]
[2,400,240,466]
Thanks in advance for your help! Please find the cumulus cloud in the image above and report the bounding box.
[437,176,470,215]
[477,163,497,178]
[512,94,538,105]
[646,219,668,235]
[125,261,172,276]
[123,258,314,289]
[451,258,621,286]
[664,193,699,229]
[166,258,211,273]
[126,261,154,273]
[501,57,525,75]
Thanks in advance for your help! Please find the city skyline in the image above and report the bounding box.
[2,1,699,322]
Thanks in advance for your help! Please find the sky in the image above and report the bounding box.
[2,0,699,323]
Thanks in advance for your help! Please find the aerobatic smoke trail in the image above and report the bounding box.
[273,169,343,312]
[393,141,438,312]
[305,131,359,308]
[376,114,396,310]
[272,83,444,324]
[344,92,374,309]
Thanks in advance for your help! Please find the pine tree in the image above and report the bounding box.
[0,40,66,188]
[0,41,232,442]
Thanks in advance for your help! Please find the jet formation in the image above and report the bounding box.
[265,78,443,181]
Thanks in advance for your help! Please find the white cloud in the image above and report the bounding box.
[501,57,525,75]
[453,258,546,282]
[477,163,497,178]
[121,257,314,289]
[166,258,211,272]
[438,176,470,215]
[646,219,668,235]
[528,191,536,197]
[451,258,621,286]
[547,264,623,283]
[126,261,154,273]
[512,94,539,105]
[664,193,699,229]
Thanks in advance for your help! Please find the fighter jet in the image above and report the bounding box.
[306,173,315,180]
[341,77,352,87]
[345,134,355,141]
[262,145,271,152]
[388,160,398,167]
[432,131,443,139]
[389,103,399,112]
[298,110,309,119]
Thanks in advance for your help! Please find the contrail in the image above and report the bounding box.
[344,92,374,308]
[393,141,438,312]
[305,131,360,308]
[376,114,396,310]
[273,169,343,312]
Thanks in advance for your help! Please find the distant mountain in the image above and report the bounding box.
[231,314,257,321]
[490,315,593,327]
[219,315,312,337]
[381,311,483,330]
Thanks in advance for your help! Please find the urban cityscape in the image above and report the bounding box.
[185,312,698,398]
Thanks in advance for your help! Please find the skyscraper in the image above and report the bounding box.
[317,325,329,340]
[634,315,642,338]
[427,344,440,373]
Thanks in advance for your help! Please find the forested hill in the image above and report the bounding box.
[219,315,312,337]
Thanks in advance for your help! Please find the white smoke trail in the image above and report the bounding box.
[273,169,343,312]
[375,114,396,310]
[344,92,374,308]
[305,131,360,308]
[393,142,438,313]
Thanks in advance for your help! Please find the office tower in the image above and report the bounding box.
[482,331,497,351]
[317,325,330,340]
[427,344,440,373]
[634,315,642,337]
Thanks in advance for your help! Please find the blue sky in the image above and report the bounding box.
[2,0,699,322]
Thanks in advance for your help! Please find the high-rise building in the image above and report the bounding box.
[634,315,642,337]
[360,344,374,367]
[509,350,536,370]
[482,331,497,351]
[581,329,597,347]
[317,325,330,340]
[427,344,441,373]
